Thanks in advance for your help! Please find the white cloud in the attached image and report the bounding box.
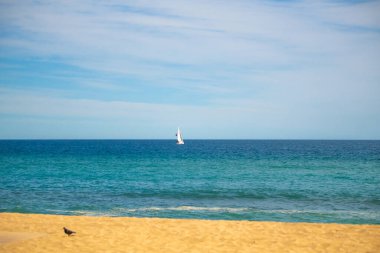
[0,0,379,138]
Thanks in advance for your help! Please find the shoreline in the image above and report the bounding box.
[1,213,379,252]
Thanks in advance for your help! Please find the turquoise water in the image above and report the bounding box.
[0,140,379,224]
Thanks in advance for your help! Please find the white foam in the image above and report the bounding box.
[46,207,380,220]
[260,209,380,219]
[46,209,110,216]
[112,206,250,212]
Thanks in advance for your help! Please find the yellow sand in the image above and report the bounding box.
[0,213,379,253]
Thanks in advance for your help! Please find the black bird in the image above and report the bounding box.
[63,227,76,236]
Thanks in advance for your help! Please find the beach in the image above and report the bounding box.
[0,213,379,253]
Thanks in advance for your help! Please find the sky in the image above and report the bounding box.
[0,0,379,139]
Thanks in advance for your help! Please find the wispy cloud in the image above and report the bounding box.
[0,0,379,138]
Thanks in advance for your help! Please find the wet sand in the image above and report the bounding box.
[0,213,379,253]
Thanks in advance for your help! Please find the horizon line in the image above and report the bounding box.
[0,138,379,141]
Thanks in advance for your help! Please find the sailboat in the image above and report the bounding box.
[176,127,185,145]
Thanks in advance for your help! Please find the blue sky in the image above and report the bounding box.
[0,0,379,139]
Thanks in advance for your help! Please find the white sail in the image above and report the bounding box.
[176,127,184,145]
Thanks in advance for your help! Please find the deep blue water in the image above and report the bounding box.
[0,140,379,224]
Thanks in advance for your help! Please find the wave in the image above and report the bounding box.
[258,209,380,217]
[118,190,310,201]
[112,207,380,220]
[46,209,108,216]
[45,207,380,221]
[113,206,250,212]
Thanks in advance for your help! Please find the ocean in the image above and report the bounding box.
[0,140,379,224]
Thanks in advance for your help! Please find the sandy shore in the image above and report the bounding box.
[0,213,379,253]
